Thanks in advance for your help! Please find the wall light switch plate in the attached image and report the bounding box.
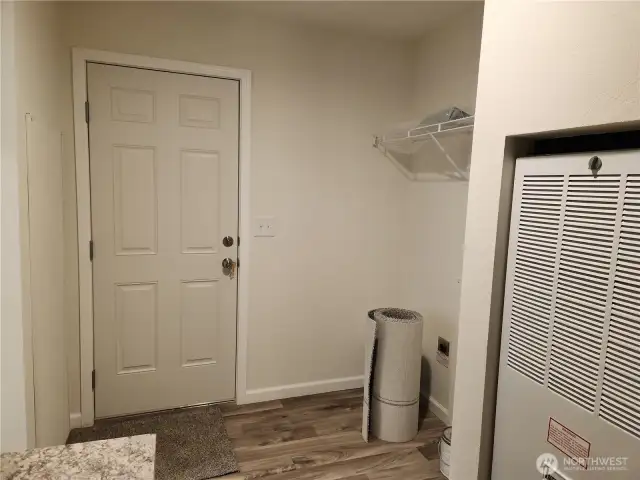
[253,216,277,237]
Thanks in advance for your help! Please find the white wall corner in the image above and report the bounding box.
[69,412,82,430]
[241,376,364,405]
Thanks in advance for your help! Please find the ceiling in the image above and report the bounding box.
[220,1,483,41]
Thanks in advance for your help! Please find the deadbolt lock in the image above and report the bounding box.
[223,236,234,247]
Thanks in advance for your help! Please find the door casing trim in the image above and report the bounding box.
[72,48,252,426]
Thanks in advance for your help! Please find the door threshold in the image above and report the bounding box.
[96,399,236,422]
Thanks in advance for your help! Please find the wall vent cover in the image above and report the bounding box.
[505,156,640,440]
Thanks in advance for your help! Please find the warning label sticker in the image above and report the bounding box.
[547,418,590,469]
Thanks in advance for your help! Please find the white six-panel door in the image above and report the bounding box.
[88,63,239,418]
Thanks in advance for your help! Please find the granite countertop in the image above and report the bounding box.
[1,434,155,479]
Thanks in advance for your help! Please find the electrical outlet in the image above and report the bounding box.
[437,337,450,368]
[438,337,450,357]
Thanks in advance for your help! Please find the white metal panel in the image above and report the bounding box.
[493,150,640,480]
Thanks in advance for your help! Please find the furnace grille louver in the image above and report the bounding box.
[507,175,563,384]
[548,175,620,412]
[599,174,640,438]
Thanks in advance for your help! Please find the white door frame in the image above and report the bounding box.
[72,48,252,426]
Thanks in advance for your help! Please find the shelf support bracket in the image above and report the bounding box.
[373,136,416,181]
[428,133,469,181]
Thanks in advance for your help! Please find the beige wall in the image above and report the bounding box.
[1,0,69,450]
[413,3,483,119]
[60,1,416,416]
[452,1,640,479]
[407,4,484,420]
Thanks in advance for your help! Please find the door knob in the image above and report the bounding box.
[222,258,235,270]
[222,257,237,280]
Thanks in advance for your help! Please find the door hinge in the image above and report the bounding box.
[91,370,96,391]
[85,101,90,123]
[89,240,94,261]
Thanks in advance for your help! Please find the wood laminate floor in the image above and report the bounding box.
[219,389,448,480]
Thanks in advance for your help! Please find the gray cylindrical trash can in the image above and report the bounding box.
[368,308,423,443]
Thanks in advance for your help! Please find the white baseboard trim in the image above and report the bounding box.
[242,375,364,404]
[69,412,82,429]
[428,396,450,425]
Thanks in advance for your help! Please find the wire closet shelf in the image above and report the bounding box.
[373,114,474,181]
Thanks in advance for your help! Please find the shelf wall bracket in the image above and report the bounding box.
[373,136,416,180]
[427,133,469,181]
